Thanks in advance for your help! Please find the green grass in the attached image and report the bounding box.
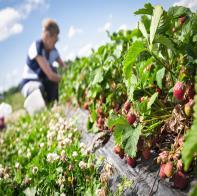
[1,92,24,111]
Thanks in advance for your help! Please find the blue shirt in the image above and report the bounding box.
[20,39,59,88]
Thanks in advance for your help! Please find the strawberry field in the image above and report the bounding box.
[0,3,197,196]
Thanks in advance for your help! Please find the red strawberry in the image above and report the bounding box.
[173,82,185,100]
[179,16,186,25]
[97,116,103,125]
[156,87,162,96]
[174,171,188,189]
[119,149,125,159]
[97,107,103,116]
[159,164,166,178]
[113,145,124,159]
[83,102,89,110]
[142,148,151,160]
[140,96,145,102]
[127,113,136,125]
[113,145,121,154]
[126,156,136,167]
[177,159,183,171]
[164,162,173,177]
[114,104,120,114]
[124,101,131,114]
[101,95,106,103]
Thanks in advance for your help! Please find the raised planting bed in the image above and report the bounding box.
[64,104,196,196]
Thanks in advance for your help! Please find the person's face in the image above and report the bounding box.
[45,32,58,50]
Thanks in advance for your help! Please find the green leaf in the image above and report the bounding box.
[108,114,128,144]
[156,67,165,89]
[190,185,197,196]
[108,114,126,127]
[154,35,176,53]
[182,76,197,171]
[139,21,149,42]
[134,3,153,15]
[150,6,163,49]
[193,34,197,42]
[123,41,145,80]
[168,6,191,18]
[147,92,158,110]
[122,124,142,157]
[108,114,142,157]
[123,41,145,100]
[92,68,104,85]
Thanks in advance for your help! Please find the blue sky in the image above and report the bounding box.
[0,0,196,92]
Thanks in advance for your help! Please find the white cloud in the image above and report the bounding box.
[5,69,19,79]
[65,52,76,61]
[78,44,92,57]
[174,0,197,11]
[20,0,49,17]
[0,0,48,41]
[64,44,93,60]
[98,22,112,33]
[0,7,23,41]
[118,24,128,31]
[67,26,82,39]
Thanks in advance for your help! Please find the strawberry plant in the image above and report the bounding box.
[59,3,197,192]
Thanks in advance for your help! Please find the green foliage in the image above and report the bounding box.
[150,6,163,49]
[182,76,197,171]
[0,105,103,195]
[156,67,165,89]
[134,3,154,15]
[108,114,142,157]
[1,92,24,111]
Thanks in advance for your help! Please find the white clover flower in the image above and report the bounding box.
[0,139,4,144]
[32,166,38,174]
[68,133,73,139]
[4,173,9,179]
[55,113,61,119]
[60,150,66,157]
[79,142,86,149]
[59,124,64,131]
[27,151,31,159]
[15,162,21,169]
[81,148,88,156]
[58,117,64,125]
[63,138,71,145]
[57,131,64,141]
[60,193,66,196]
[56,175,65,186]
[47,131,56,139]
[18,149,22,155]
[47,153,59,163]
[58,141,65,149]
[79,161,87,170]
[39,142,44,148]
[72,151,78,157]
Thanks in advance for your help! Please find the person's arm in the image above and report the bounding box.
[56,57,68,68]
[35,55,61,82]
